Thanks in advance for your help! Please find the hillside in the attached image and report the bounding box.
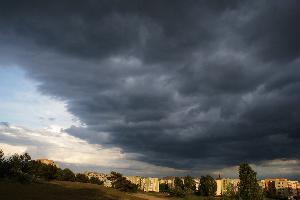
[0,180,146,200]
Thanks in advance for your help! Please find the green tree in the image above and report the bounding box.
[90,176,104,185]
[222,182,238,200]
[184,175,196,193]
[30,161,59,180]
[108,171,138,192]
[198,175,217,197]
[169,177,185,197]
[6,153,34,182]
[55,168,75,181]
[75,173,90,183]
[238,163,263,200]
[159,183,169,193]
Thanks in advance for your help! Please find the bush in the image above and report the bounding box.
[55,168,75,182]
[90,176,104,185]
[108,171,138,192]
[75,173,90,183]
[159,183,169,193]
[169,186,186,197]
[30,161,59,180]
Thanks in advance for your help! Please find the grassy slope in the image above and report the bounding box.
[0,180,144,200]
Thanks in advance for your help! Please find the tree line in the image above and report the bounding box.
[0,149,139,193]
[0,149,103,185]
[160,163,263,200]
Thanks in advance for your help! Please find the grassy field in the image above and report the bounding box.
[0,180,145,200]
[0,181,277,200]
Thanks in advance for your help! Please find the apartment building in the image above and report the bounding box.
[262,178,300,199]
[159,177,175,188]
[141,177,160,192]
[216,178,240,196]
[194,178,200,190]
[125,176,160,192]
[288,181,298,197]
[125,176,142,186]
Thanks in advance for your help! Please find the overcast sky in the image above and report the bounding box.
[0,0,300,179]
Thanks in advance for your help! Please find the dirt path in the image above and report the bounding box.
[130,193,168,200]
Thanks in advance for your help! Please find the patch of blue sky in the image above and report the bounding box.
[0,66,79,129]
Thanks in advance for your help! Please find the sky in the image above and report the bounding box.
[0,0,300,179]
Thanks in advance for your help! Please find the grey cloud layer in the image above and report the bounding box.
[0,0,300,173]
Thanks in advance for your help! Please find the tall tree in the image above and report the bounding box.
[238,163,263,200]
[198,175,217,197]
[184,176,196,193]
[169,177,185,197]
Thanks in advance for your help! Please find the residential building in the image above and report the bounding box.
[288,181,298,198]
[216,178,240,196]
[126,176,142,186]
[262,178,300,199]
[194,178,200,190]
[159,177,175,188]
[141,177,159,192]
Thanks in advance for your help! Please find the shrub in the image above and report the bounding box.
[159,183,169,193]
[55,168,75,182]
[90,176,104,185]
[75,173,90,183]
[108,171,138,192]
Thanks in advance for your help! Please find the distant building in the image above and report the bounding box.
[159,177,175,188]
[262,178,300,199]
[194,178,200,190]
[36,159,59,168]
[126,176,159,192]
[84,172,112,187]
[125,176,142,186]
[141,177,160,192]
[216,178,240,196]
[288,181,298,198]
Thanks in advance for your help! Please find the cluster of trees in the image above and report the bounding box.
[159,163,263,200]
[161,175,216,198]
[108,171,139,192]
[0,149,103,185]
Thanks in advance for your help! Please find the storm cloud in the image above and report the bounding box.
[0,0,300,174]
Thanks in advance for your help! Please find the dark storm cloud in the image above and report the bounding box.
[0,0,300,173]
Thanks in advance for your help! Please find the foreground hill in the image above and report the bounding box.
[0,180,146,200]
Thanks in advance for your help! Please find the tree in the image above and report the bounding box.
[184,175,196,193]
[222,183,238,200]
[30,161,59,180]
[198,175,217,197]
[238,163,263,200]
[169,177,185,197]
[75,173,90,183]
[55,168,75,181]
[108,171,138,192]
[90,176,104,185]
[5,152,34,182]
[159,183,169,193]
